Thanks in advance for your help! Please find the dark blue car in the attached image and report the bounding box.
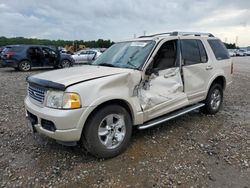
[1,45,75,71]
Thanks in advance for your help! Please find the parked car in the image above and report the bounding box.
[0,46,5,54]
[0,46,6,60]
[228,49,236,57]
[1,45,75,71]
[71,49,102,64]
[244,50,250,56]
[25,31,232,158]
[236,49,247,56]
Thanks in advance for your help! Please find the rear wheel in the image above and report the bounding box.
[203,84,223,114]
[19,60,31,71]
[82,105,132,158]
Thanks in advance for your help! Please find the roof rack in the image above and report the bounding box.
[139,31,214,38]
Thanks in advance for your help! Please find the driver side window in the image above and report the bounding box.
[153,40,177,70]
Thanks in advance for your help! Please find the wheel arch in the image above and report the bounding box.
[20,59,31,64]
[84,99,134,127]
[207,75,226,92]
[210,76,226,90]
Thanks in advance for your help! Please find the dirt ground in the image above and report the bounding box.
[0,57,249,188]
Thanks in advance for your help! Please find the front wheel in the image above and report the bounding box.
[82,105,132,158]
[60,60,71,68]
[203,84,223,114]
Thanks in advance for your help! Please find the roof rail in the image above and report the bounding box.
[138,32,172,38]
[138,31,214,38]
[171,31,214,37]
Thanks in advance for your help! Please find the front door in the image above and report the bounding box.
[41,47,57,66]
[139,39,189,121]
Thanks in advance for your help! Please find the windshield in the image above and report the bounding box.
[92,40,155,69]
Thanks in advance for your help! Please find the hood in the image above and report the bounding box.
[27,65,134,90]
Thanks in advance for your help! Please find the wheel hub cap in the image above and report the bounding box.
[210,89,221,110]
[98,114,126,149]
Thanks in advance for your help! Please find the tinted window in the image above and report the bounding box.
[208,39,230,60]
[80,51,87,55]
[153,40,177,70]
[3,46,23,53]
[42,47,56,55]
[181,39,202,65]
[88,51,96,54]
[197,40,208,63]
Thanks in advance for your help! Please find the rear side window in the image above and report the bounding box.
[181,39,208,65]
[208,39,230,60]
[5,46,23,53]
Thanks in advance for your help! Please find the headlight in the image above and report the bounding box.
[46,90,81,109]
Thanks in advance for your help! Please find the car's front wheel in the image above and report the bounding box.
[19,60,31,71]
[82,105,132,158]
[203,83,223,114]
[60,60,71,68]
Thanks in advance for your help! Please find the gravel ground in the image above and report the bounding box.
[0,57,250,187]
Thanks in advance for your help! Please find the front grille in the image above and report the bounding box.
[28,84,47,103]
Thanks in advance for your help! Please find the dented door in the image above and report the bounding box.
[139,67,188,121]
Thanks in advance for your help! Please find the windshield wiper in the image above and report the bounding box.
[97,63,116,67]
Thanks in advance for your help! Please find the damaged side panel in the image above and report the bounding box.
[138,67,189,121]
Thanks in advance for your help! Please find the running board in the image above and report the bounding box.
[138,103,205,130]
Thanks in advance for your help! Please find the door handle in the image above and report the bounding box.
[206,65,213,70]
[164,72,176,78]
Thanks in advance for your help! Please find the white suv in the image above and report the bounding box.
[25,32,233,158]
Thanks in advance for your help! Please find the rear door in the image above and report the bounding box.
[87,51,96,62]
[181,38,214,103]
[78,51,88,63]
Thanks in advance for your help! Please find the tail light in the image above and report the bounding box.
[5,51,14,59]
[231,63,233,74]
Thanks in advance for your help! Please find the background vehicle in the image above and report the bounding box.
[1,45,75,71]
[25,32,232,158]
[0,46,6,60]
[228,49,236,57]
[244,50,250,56]
[236,49,247,56]
[71,49,102,64]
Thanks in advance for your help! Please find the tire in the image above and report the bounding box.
[60,60,71,68]
[18,60,31,71]
[82,105,132,158]
[203,84,223,114]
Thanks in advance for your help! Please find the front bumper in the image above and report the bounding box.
[24,96,85,142]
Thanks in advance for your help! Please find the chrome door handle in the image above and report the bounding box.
[164,72,176,78]
[206,65,213,70]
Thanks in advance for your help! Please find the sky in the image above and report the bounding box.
[0,0,249,46]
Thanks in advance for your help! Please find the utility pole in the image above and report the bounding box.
[235,36,238,47]
[143,31,146,36]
